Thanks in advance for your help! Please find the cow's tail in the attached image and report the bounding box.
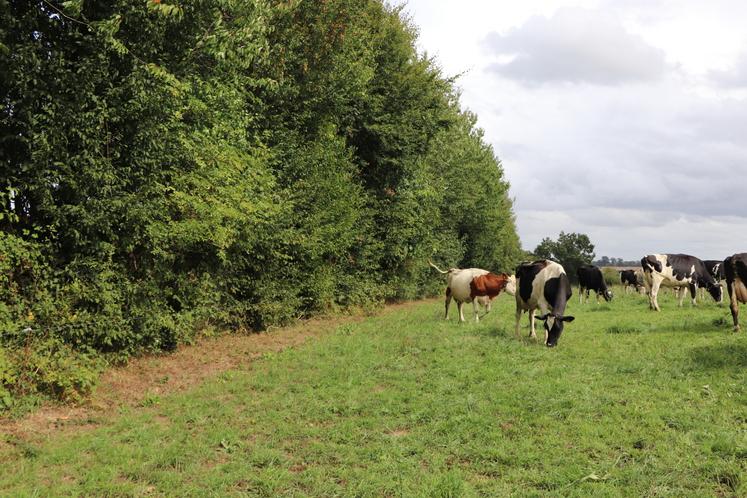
[428,260,449,274]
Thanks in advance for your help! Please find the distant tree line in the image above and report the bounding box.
[594,256,640,267]
[0,1,521,403]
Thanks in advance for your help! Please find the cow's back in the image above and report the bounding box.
[516,260,568,311]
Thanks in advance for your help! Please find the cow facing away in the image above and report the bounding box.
[619,269,643,294]
[515,260,574,347]
[577,264,613,303]
[429,261,512,322]
[724,253,747,331]
[641,254,723,311]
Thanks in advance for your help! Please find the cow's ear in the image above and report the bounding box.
[538,313,550,321]
[561,316,575,322]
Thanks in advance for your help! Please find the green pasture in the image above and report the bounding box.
[2,286,746,497]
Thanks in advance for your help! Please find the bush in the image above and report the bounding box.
[602,267,620,287]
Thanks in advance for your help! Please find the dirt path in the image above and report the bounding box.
[1,300,434,446]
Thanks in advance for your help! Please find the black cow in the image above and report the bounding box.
[577,264,612,303]
[641,253,723,311]
[724,253,747,331]
[514,260,575,347]
[619,269,643,294]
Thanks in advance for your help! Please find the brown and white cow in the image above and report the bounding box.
[724,253,747,331]
[514,260,574,347]
[641,254,722,311]
[429,261,513,322]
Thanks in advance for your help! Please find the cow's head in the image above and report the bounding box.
[603,289,613,301]
[707,282,723,303]
[538,313,575,347]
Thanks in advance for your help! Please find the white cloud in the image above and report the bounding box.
[483,8,668,85]
[709,52,747,88]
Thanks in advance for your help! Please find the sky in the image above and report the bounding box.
[403,0,747,260]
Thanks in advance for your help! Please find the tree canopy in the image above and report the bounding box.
[534,232,595,282]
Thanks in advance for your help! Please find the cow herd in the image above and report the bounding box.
[431,252,747,348]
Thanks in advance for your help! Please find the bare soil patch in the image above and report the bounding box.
[1,299,435,446]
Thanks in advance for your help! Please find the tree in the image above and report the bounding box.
[534,232,595,282]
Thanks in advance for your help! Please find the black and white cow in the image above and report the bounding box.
[577,264,613,303]
[724,253,747,331]
[619,269,643,294]
[703,260,726,282]
[698,260,726,300]
[641,254,723,311]
[515,260,575,347]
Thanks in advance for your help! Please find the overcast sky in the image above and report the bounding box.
[404,0,747,260]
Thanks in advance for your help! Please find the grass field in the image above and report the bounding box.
[2,286,746,497]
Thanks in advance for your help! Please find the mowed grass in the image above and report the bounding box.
[2,287,747,497]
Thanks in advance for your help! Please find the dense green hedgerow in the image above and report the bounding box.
[0,0,521,405]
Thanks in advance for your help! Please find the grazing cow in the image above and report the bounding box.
[577,264,613,303]
[429,261,511,322]
[619,269,643,294]
[703,260,726,281]
[724,253,747,331]
[514,260,574,347]
[697,260,725,300]
[641,254,723,311]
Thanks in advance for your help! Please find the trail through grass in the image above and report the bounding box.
[2,287,746,496]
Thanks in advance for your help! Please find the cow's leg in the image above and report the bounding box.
[444,288,452,320]
[689,283,697,306]
[579,286,584,304]
[729,281,740,331]
[643,273,654,309]
[457,301,465,322]
[676,286,686,307]
[650,277,662,311]
[596,291,601,304]
[472,299,479,323]
[515,308,523,339]
[529,310,537,340]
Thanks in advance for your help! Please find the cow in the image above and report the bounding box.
[514,260,574,347]
[724,253,747,331]
[429,261,513,322]
[703,260,726,281]
[698,260,726,300]
[640,254,723,311]
[619,269,643,294]
[577,264,613,303]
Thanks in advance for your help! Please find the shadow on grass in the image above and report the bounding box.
[689,343,747,370]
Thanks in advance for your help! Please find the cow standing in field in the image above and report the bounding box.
[515,260,574,347]
[698,260,726,300]
[619,269,643,294]
[577,264,613,303]
[724,253,747,331]
[429,261,513,322]
[703,260,726,282]
[641,254,723,311]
